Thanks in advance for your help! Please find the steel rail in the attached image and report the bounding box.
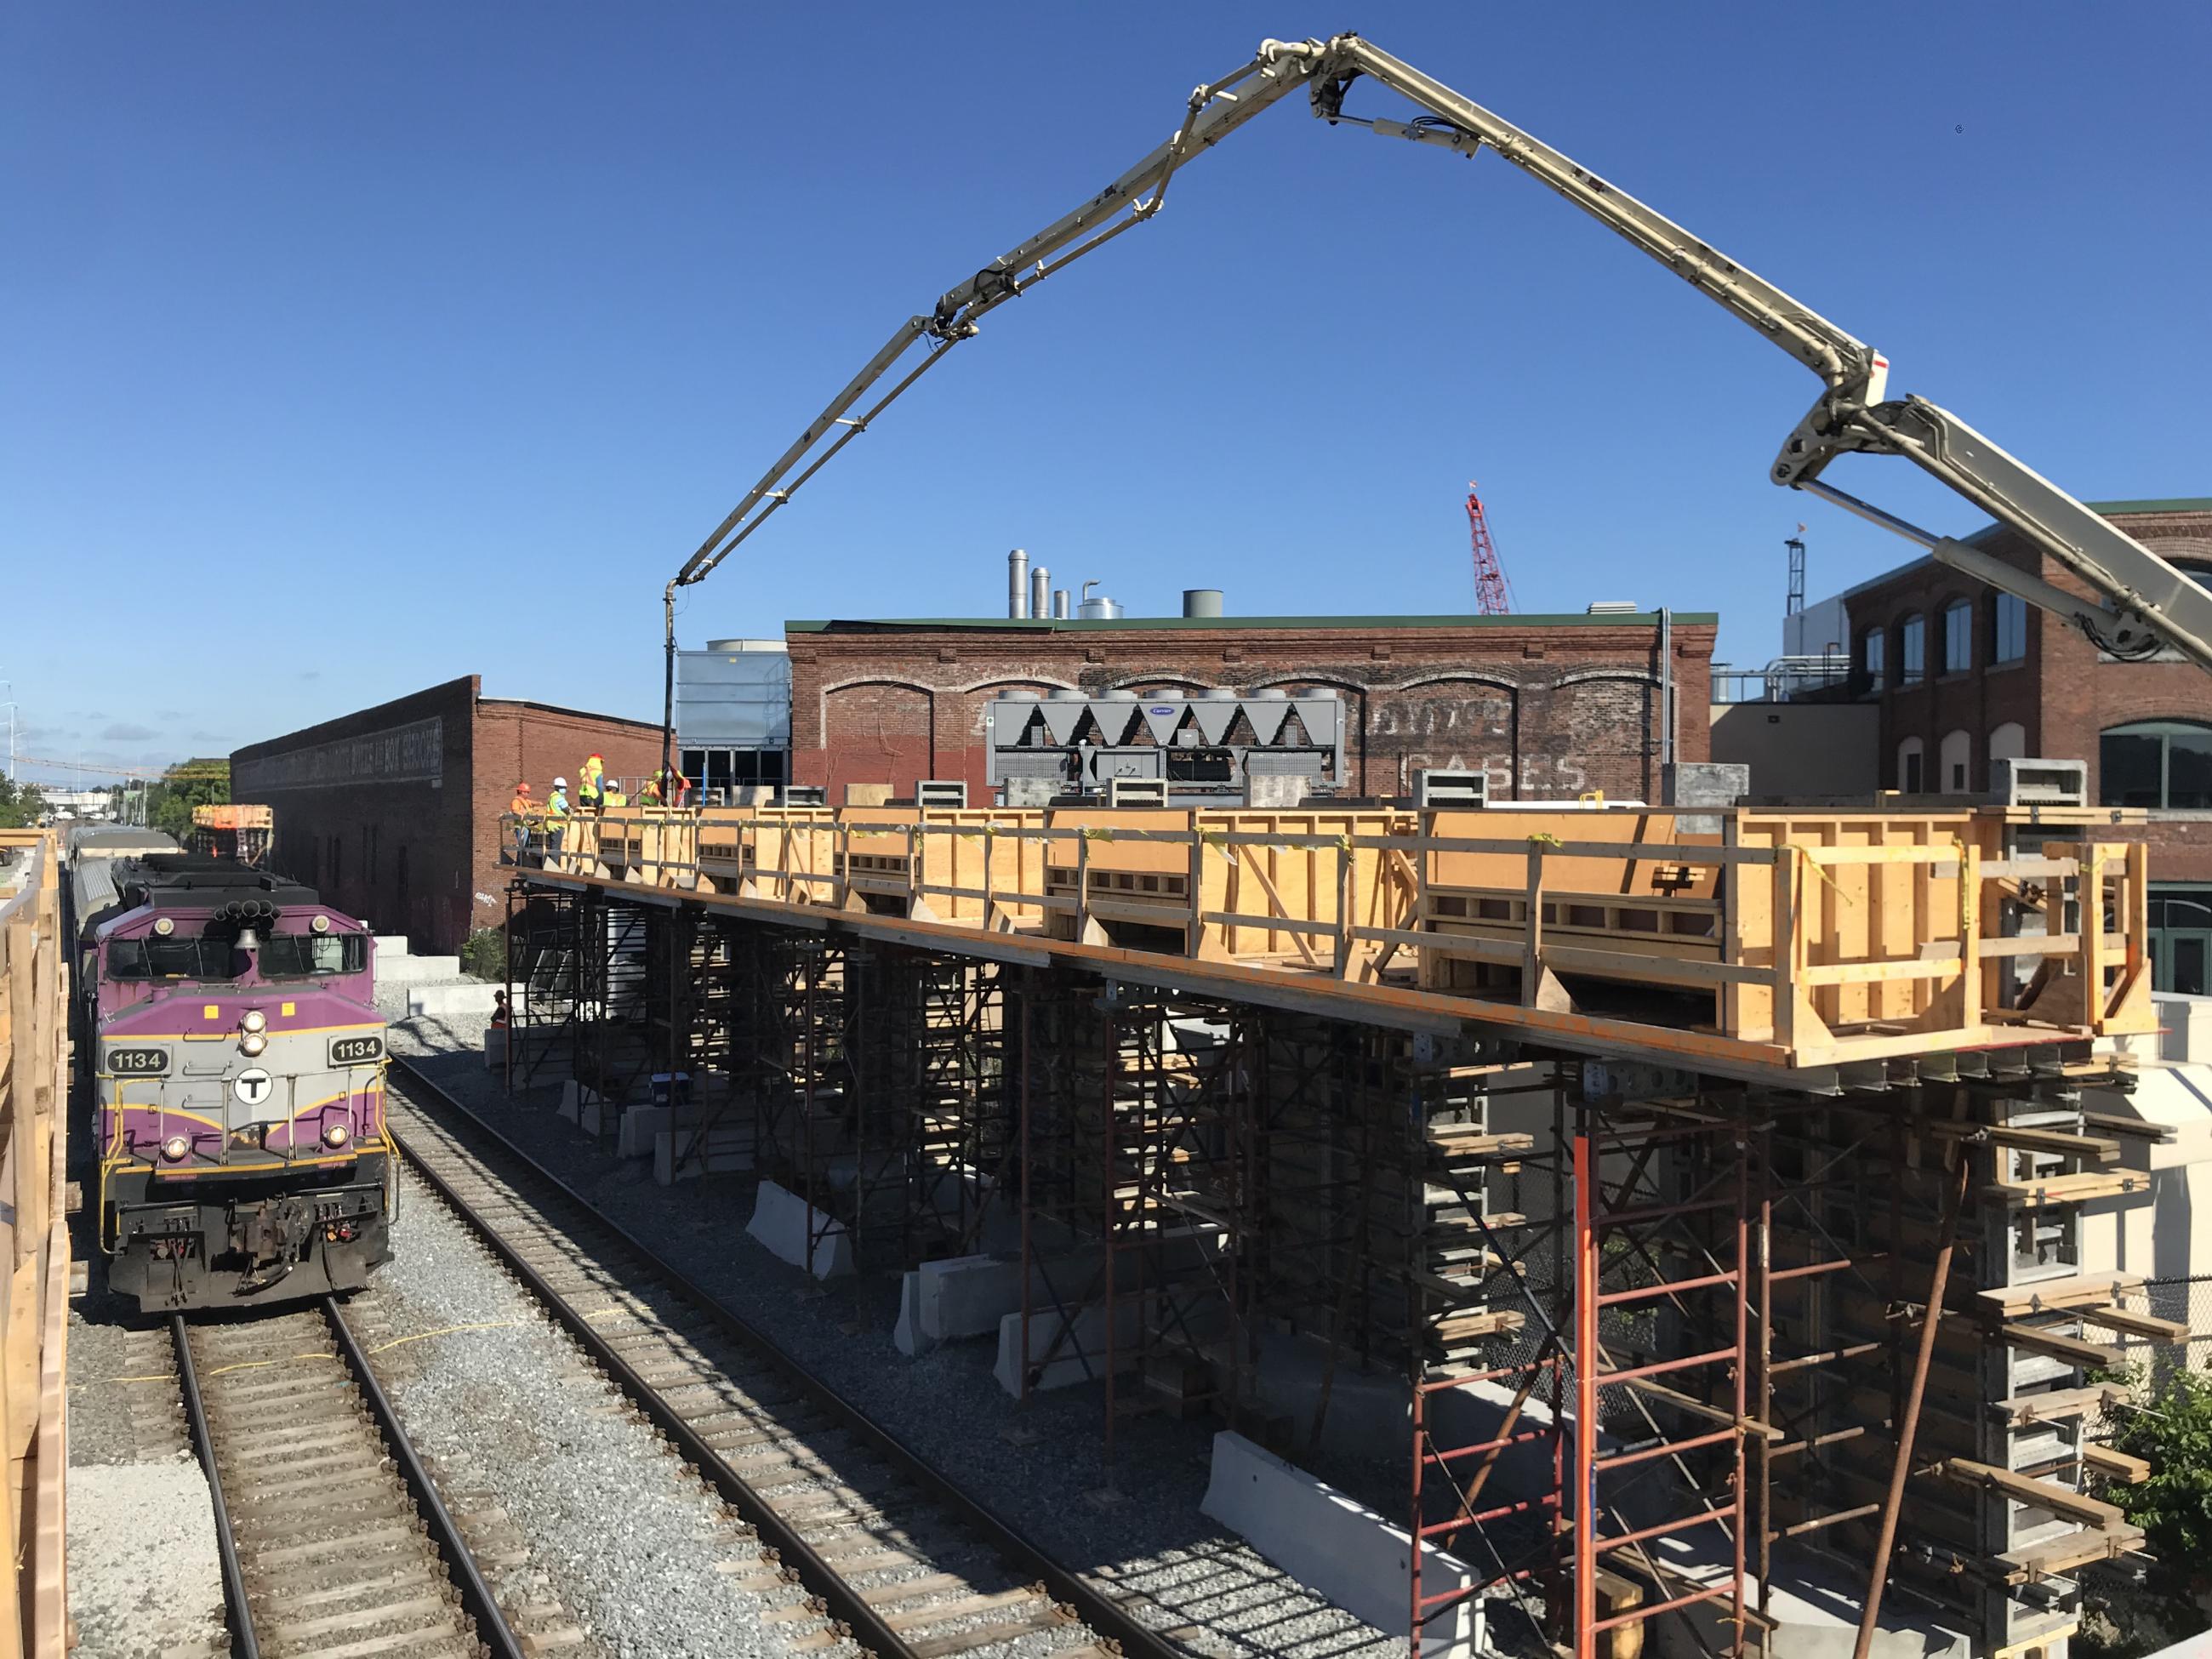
[320,1295,530,1659]
[171,1315,260,1659]
[174,1303,527,1659]
[385,1053,1188,1659]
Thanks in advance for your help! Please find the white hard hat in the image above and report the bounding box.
[553,776,567,786]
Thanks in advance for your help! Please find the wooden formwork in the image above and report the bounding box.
[515,801,2156,1076]
[0,831,71,1659]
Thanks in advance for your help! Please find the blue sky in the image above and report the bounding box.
[5,3,2207,781]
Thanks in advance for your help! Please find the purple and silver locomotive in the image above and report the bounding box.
[72,847,393,1310]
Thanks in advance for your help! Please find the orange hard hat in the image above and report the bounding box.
[517,782,533,792]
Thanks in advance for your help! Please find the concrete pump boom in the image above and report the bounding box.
[660,32,2212,772]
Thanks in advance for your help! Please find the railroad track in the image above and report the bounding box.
[175,1297,526,1659]
[385,1055,1183,1659]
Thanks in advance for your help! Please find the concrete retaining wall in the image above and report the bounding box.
[1200,1431,1480,1659]
[748,1179,852,1279]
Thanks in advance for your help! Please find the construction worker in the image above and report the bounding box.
[545,776,570,856]
[508,783,537,858]
[578,753,605,813]
[641,767,689,809]
[600,775,628,810]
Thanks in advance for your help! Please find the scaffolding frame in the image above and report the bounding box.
[517,867,2175,1659]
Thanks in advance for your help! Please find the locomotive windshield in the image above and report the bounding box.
[258,932,368,978]
[105,935,238,979]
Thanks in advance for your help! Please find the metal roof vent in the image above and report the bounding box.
[1587,601,1641,615]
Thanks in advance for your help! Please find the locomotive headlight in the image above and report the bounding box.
[153,916,174,937]
[160,1134,190,1163]
[322,1121,351,1149]
[312,915,331,934]
[239,1033,267,1057]
[241,1010,266,1034]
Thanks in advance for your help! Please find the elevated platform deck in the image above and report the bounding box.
[507,801,2153,1092]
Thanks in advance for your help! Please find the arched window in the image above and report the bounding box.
[1992,592,2028,664]
[1939,729,1972,794]
[1860,629,1886,693]
[1988,721,2027,763]
[1940,600,1973,675]
[1898,615,1925,686]
[1897,736,1925,794]
[2101,720,2212,808]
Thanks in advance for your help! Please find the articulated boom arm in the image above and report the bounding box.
[672,33,2212,677]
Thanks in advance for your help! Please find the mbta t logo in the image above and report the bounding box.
[232,1068,274,1109]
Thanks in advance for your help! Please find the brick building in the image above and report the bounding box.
[1824,497,2212,989]
[784,610,1717,804]
[232,676,664,953]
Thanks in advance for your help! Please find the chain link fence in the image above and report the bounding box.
[2113,1274,2212,1387]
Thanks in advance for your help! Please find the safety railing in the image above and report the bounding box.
[0,830,71,1658]
[498,804,2156,1069]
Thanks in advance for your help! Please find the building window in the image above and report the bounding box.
[1897,736,1925,794]
[2150,886,2212,995]
[1940,600,1972,675]
[1988,721,2027,764]
[1993,592,2027,663]
[1940,729,1971,794]
[2101,720,2212,809]
[1860,629,1885,693]
[1898,616,1924,686]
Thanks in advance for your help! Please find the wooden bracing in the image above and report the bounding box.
[0,831,71,1659]
[515,801,2157,1080]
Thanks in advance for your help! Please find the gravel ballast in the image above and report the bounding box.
[366,1166,810,1659]
[385,1013,1433,1659]
[66,1113,227,1656]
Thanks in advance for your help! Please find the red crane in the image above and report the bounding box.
[1466,482,1515,615]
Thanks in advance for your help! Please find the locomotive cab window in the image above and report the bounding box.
[259,932,368,978]
[105,935,238,979]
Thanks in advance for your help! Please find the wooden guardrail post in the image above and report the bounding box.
[1771,845,1799,1052]
[1521,843,1545,1009]
[0,832,68,1658]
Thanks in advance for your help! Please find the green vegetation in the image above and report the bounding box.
[2108,1368,2212,1565]
[460,926,508,982]
[145,758,229,841]
[0,774,47,830]
[2080,1366,2212,1656]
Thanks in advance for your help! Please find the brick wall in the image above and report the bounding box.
[787,616,1717,803]
[234,678,664,953]
[1841,504,2212,881]
[469,701,665,942]
[234,677,479,950]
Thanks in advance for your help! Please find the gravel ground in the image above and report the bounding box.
[367,1166,809,1659]
[66,1076,229,1658]
[67,1462,225,1659]
[385,1017,1457,1659]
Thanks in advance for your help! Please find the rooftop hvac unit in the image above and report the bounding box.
[1413,768,1490,808]
[1107,777,1170,808]
[984,688,1345,800]
[1993,758,2087,807]
[916,779,969,809]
